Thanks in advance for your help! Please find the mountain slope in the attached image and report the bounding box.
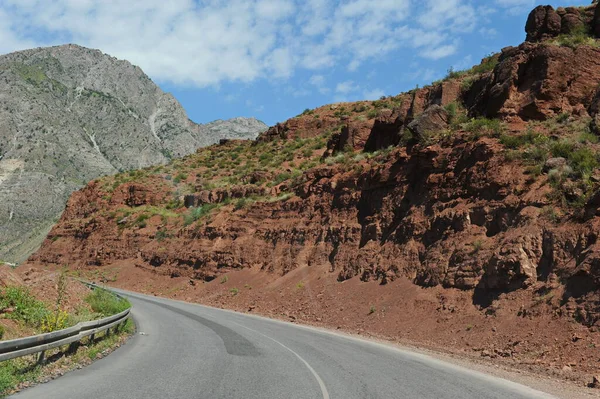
[26,3,600,388]
[0,44,266,263]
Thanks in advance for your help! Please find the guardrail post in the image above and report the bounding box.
[67,342,79,355]
[90,333,95,343]
[37,350,45,365]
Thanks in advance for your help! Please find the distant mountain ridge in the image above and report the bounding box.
[0,44,267,263]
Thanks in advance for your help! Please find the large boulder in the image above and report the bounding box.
[407,105,449,143]
[526,5,561,42]
[480,231,543,290]
[560,7,585,34]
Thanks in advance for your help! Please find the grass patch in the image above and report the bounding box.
[550,25,600,49]
[463,118,504,139]
[0,287,49,328]
[85,288,130,317]
[0,358,42,395]
[183,204,219,226]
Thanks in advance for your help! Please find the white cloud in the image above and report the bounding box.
[336,80,358,94]
[418,0,476,33]
[0,0,484,87]
[308,74,330,95]
[363,88,385,100]
[495,0,533,7]
[421,44,458,60]
[309,74,325,86]
[407,67,436,83]
[495,0,534,15]
[479,27,498,38]
[453,54,473,71]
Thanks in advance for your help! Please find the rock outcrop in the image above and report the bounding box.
[526,4,598,42]
[467,43,600,120]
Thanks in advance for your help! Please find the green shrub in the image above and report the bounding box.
[548,168,568,187]
[444,102,467,130]
[521,146,548,164]
[135,213,149,228]
[550,140,575,158]
[578,131,599,144]
[367,109,379,119]
[302,148,313,157]
[85,288,130,317]
[551,25,599,49]
[0,287,49,327]
[352,104,368,113]
[499,130,545,149]
[234,198,248,210]
[556,112,570,124]
[371,100,389,109]
[541,206,560,223]
[173,172,188,184]
[199,204,219,219]
[569,147,599,175]
[155,230,169,241]
[0,359,41,395]
[444,54,499,88]
[469,54,499,75]
[165,199,182,210]
[445,67,464,80]
[463,118,504,138]
[273,172,292,185]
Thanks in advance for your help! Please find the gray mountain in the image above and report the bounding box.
[0,44,267,263]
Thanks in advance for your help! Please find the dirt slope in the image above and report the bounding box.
[25,3,600,390]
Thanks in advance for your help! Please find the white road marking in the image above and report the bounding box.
[233,322,330,399]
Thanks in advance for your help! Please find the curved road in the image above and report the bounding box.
[13,290,556,399]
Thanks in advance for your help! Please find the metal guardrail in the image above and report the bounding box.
[0,282,131,363]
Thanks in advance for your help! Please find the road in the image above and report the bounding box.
[12,289,556,399]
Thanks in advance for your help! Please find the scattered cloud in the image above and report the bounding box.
[421,43,458,60]
[479,27,498,38]
[336,80,359,94]
[418,0,477,33]
[406,66,436,84]
[308,74,325,86]
[363,88,385,100]
[308,74,330,94]
[453,54,474,71]
[0,0,489,88]
[495,0,534,15]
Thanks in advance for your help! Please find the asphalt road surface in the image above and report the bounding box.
[12,289,557,399]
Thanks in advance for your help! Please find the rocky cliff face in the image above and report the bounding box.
[0,44,266,263]
[525,3,598,42]
[24,4,600,384]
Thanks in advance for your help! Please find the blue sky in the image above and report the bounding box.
[0,0,590,126]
